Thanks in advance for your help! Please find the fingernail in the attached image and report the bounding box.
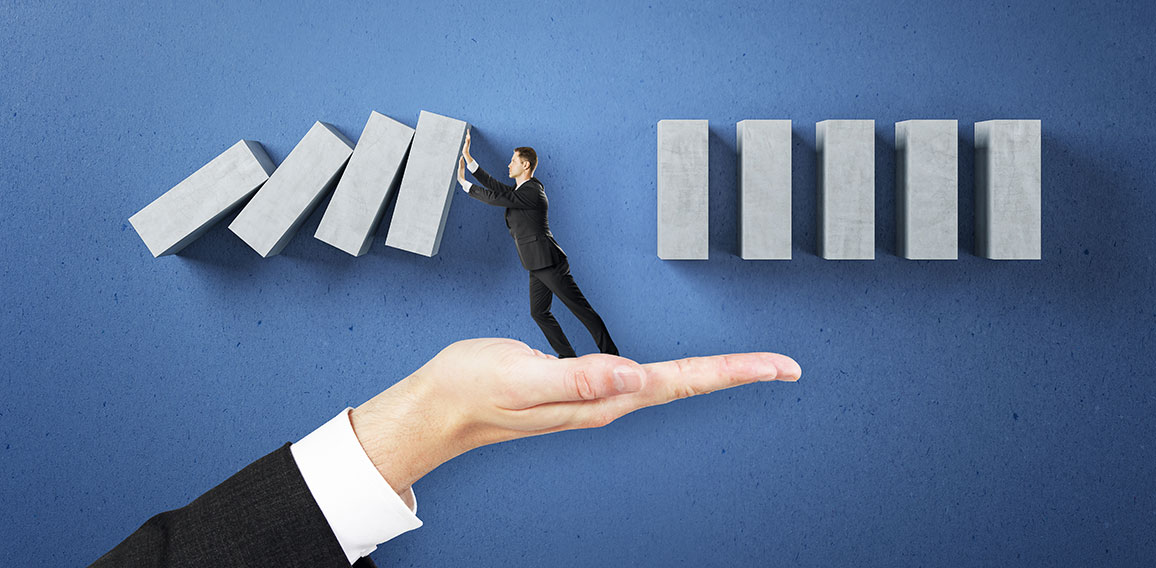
[779,359,803,382]
[759,358,802,382]
[613,367,642,393]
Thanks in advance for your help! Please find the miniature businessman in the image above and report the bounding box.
[456,131,618,358]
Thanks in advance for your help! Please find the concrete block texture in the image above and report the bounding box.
[228,122,354,258]
[896,120,958,260]
[315,112,415,256]
[975,120,1042,260]
[129,140,275,257]
[817,120,875,260]
[737,120,791,260]
[383,110,468,257]
[657,119,709,260]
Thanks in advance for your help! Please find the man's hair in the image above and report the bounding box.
[514,146,538,174]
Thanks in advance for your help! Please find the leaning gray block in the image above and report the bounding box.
[129,140,275,257]
[228,122,355,258]
[383,110,468,257]
[975,120,1041,260]
[817,120,874,260]
[896,120,958,260]
[315,112,414,256]
[738,120,791,260]
[657,119,709,260]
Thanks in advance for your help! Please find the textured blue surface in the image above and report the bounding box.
[3,1,1155,566]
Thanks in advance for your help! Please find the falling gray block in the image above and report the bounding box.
[896,120,958,260]
[129,140,275,257]
[383,110,468,257]
[737,119,791,260]
[229,122,354,257]
[315,112,414,256]
[975,120,1041,260]
[817,120,874,260]
[657,119,709,260]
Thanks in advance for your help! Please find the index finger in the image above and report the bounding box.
[642,351,800,398]
[591,352,801,425]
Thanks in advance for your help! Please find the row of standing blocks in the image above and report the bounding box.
[659,119,1042,260]
[128,113,1040,262]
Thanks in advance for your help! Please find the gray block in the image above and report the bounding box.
[315,112,414,256]
[896,120,958,260]
[817,120,874,260]
[657,119,709,260]
[737,120,791,260]
[383,110,468,257]
[975,120,1041,260]
[228,122,355,258]
[129,140,275,257]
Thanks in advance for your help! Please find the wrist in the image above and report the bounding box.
[350,374,465,496]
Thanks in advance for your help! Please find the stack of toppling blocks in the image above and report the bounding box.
[129,110,469,258]
[657,119,1042,261]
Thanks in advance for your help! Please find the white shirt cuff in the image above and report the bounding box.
[460,180,472,193]
[467,159,478,173]
[290,408,423,564]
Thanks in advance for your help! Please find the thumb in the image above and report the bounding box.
[504,354,646,410]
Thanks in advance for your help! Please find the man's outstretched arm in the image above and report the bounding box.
[458,129,515,193]
[93,339,801,566]
[455,129,541,209]
[91,443,363,568]
[349,338,801,503]
[458,155,541,209]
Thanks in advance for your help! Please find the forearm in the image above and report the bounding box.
[469,163,515,193]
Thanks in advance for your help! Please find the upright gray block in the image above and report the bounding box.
[975,120,1041,260]
[657,119,709,260]
[315,112,415,256]
[738,120,791,260]
[228,122,354,258]
[383,110,468,257]
[896,120,958,260]
[129,140,275,257]
[817,120,874,260]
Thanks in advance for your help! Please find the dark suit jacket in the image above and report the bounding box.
[467,165,566,271]
[91,443,376,568]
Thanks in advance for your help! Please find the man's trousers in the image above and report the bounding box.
[528,259,618,358]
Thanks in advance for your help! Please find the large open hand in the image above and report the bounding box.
[350,338,801,497]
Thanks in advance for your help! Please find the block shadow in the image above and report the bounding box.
[958,125,976,258]
[793,125,817,260]
[875,126,897,259]
[708,126,737,260]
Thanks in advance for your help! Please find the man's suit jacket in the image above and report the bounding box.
[468,165,566,271]
[92,443,375,568]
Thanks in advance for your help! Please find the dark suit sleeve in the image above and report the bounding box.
[469,163,515,193]
[468,170,542,211]
[91,443,375,568]
[466,165,541,210]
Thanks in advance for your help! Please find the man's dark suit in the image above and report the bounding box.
[467,164,617,358]
[91,444,374,568]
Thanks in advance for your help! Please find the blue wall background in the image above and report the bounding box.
[3,1,1154,565]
